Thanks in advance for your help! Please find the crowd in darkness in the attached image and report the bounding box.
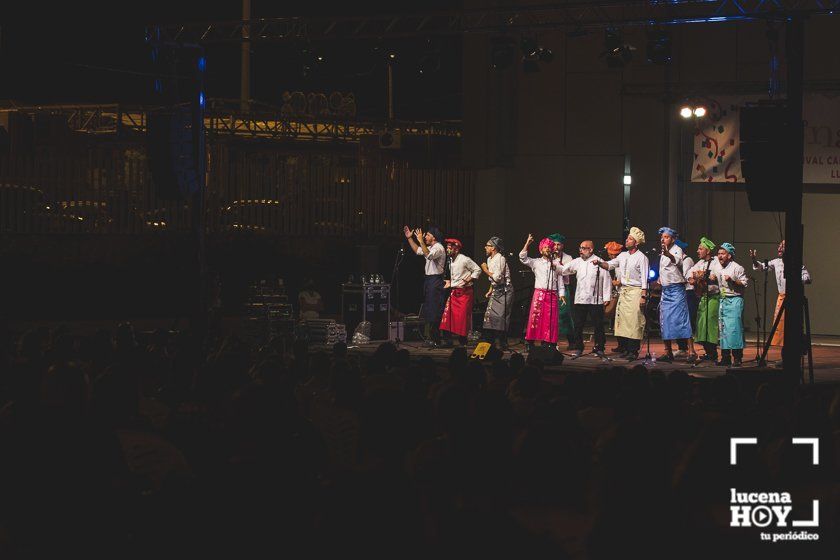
[0,324,838,557]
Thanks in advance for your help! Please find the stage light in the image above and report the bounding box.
[537,47,554,63]
[680,106,693,119]
[491,37,517,70]
[521,37,539,59]
[646,29,672,65]
[623,174,632,185]
[604,28,622,52]
[520,35,552,72]
[418,38,441,76]
[601,28,635,68]
[693,106,707,117]
[648,254,660,282]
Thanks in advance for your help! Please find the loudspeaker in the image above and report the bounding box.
[147,109,200,200]
[739,103,791,212]
[341,283,390,340]
[527,345,564,365]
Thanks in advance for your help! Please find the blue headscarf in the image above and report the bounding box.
[658,226,678,238]
[720,242,736,255]
[675,239,688,252]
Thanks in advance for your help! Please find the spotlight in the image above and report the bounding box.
[604,28,622,52]
[520,35,552,72]
[418,38,441,76]
[491,37,517,70]
[600,28,635,68]
[387,51,397,62]
[646,29,672,65]
[693,106,707,117]
[537,47,554,63]
[680,106,693,119]
[418,53,440,75]
[521,37,539,59]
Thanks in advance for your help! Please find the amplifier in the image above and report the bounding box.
[341,283,390,341]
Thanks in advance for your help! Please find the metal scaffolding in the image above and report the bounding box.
[150,1,840,44]
[0,104,461,142]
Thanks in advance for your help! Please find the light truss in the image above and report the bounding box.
[150,1,840,44]
[0,104,461,143]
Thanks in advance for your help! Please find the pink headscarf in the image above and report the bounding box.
[538,237,554,253]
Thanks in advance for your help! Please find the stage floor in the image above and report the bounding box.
[344,334,840,384]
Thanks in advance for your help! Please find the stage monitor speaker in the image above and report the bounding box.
[527,345,564,365]
[147,109,200,200]
[739,103,791,212]
[341,283,390,341]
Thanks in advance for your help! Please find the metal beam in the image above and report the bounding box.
[150,1,840,44]
[0,104,462,143]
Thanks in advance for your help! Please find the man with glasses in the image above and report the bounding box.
[561,240,612,358]
[480,236,513,350]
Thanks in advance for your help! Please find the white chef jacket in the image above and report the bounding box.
[605,250,649,289]
[486,253,511,287]
[716,260,749,297]
[686,258,723,295]
[562,255,612,305]
[682,256,696,291]
[417,242,446,275]
[448,253,482,288]
[519,251,566,297]
[752,257,811,294]
[659,244,686,286]
[556,252,573,285]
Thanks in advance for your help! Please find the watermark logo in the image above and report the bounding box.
[729,437,820,543]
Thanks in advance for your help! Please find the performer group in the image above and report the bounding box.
[402,223,810,366]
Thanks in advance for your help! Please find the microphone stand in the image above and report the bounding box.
[632,248,657,366]
[747,272,764,364]
[763,259,769,349]
[572,250,611,362]
[746,258,771,366]
[391,245,406,347]
[546,250,555,351]
[445,253,454,347]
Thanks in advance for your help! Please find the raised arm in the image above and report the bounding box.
[403,225,420,254]
[749,249,766,271]
[519,234,536,268]
[415,228,430,256]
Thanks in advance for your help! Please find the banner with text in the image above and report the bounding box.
[691,93,840,184]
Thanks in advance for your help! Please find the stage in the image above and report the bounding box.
[342,334,840,384]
